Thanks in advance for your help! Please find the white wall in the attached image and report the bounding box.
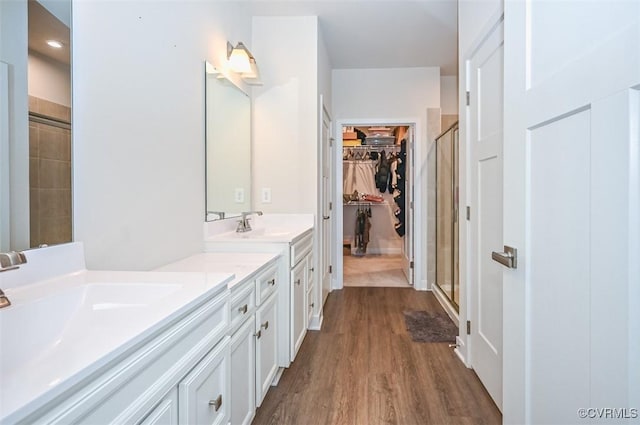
[440,75,458,115]
[72,1,252,270]
[251,16,318,214]
[317,27,332,115]
[28,51,71,107]
[459,0,503,55]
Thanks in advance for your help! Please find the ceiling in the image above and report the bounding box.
[247,0,458,75]
[28,0,70,66]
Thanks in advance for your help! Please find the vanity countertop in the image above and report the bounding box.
[0,263,233,422]
[155,252,279,289]
[204,213,314,244]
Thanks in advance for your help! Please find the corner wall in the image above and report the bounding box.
[251,16,319,214]
[72,1,252,270]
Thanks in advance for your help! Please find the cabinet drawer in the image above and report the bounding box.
[230,284,255,334]
[290,232,313,268]
[255,264,278,305]
[179,337,230,425]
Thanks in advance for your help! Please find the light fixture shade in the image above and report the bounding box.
[228,43,252,73]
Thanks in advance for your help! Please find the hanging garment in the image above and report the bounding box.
[389,159,398,194]
[375,150,390,193]
[344,160,377,196]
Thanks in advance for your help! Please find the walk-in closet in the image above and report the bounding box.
[341,125,412,288]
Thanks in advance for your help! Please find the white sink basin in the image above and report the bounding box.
[0,270,232,421]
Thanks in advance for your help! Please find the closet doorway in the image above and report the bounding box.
[338,123,415,288]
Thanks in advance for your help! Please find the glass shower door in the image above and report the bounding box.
[435,122,459,311]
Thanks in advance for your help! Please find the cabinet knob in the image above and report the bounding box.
[255,330,262,339]
[261,320,269,330]
[295,279,301,286]
[310,267,314,272]
[209,394,222,411]
[310,302,314,308]
[268,278,276,286]
[238,304,248,314]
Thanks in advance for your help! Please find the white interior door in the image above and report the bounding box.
[401,127,414,285]
[320,105,332,305]
[469,20,504,411]
[503,1,640,423]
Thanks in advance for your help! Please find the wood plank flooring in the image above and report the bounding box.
[252,288,501,425]
[343,254,410,288]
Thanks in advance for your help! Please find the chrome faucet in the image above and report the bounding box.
[0,288,10,308]
[236,211,263,233]
[0,250,27,309]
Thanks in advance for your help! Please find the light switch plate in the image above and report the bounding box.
[261,188,272,203]
[234,188,244,203]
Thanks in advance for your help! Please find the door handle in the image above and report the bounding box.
[491,246,517,269]
[323,215,330,220]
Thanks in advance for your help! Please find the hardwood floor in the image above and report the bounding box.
[252,288,501,425]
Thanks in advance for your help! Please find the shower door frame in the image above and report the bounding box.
[434,121,460,312]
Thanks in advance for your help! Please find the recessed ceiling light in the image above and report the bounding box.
[46,40,63,49]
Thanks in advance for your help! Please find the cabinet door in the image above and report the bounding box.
[306,253,314,327]
[139,388,178,425]
[255,292,278,407]
[230,317,256,425]
[290,259,307,361]
[179,337,230,425]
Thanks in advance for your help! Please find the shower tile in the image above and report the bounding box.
[40,127,70,161]
[39,159,71,189]
[40,216,72,246]
[40,189,71,217]
[29,122,40,157]
[29,158,39,188]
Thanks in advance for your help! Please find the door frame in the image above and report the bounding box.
[333,117,424,291]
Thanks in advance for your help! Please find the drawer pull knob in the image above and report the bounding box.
[255,330,262,339]
[268,278,276,286]
[295,279,301,286]
[261,320,269,330]
[310,302,314,308]
[238,304,248,314]
[310,267,314,272]
[209,394,222,411]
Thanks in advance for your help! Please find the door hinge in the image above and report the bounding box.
[410,261,414,269]
[329,202,333,211]
[466,206,471,221]
[466,320,471,335]
[466,91,470,106]
[330,137,334,147]
[329,265,332,273]
[410,201,414,209]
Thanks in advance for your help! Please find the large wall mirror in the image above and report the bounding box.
[205,62,251,221]
[0,0,72,252]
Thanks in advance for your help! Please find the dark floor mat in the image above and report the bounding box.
[403,310,458,343]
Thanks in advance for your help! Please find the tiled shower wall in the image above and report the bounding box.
[29,96,72,247]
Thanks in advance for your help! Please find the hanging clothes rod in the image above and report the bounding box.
[342,145,400,151]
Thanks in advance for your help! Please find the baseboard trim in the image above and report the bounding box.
[308,313,323,331]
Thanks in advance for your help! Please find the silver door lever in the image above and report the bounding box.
[492,246,517,269]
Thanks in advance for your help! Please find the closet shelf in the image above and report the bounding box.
[344,201,389,206]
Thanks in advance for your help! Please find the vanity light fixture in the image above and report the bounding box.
[227,41,263,85]
[227,41,252,73]
[46,39,63,49]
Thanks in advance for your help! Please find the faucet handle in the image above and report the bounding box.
[0,251,27,270]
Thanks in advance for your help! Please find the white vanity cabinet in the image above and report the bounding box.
[203,225,315,368]
[178,337,230,425]
[227,261,279,425]
[13,284,232,425]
